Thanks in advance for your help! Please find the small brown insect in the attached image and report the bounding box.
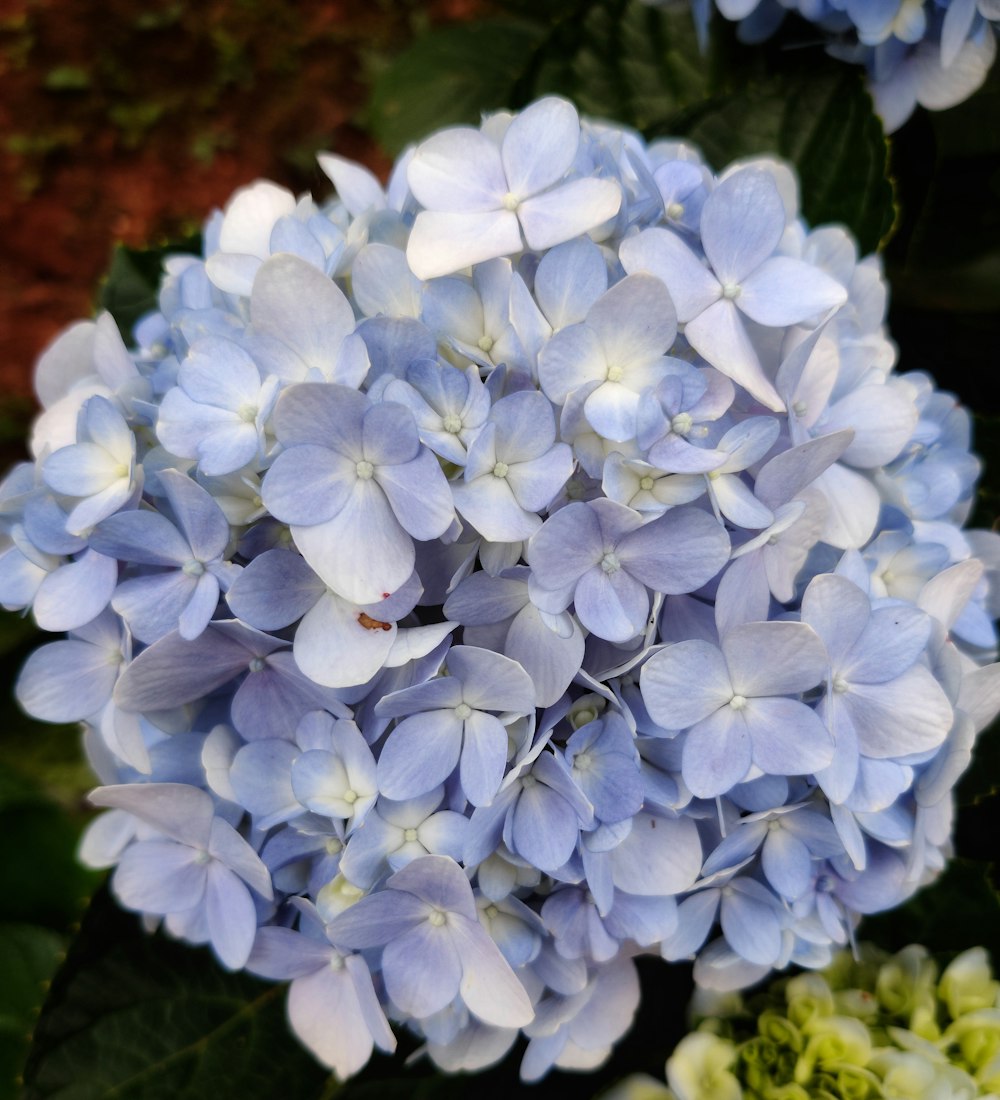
[357,612,392,632]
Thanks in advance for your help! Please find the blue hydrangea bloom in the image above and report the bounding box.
[5,94,1000,1084]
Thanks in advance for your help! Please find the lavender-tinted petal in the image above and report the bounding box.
[292,480,415,605]
[33,550,117,632]
[114,626,250,712]
[619,227,720,321]
[112,839,206,913]
[205,862,258,969]
[450,645,535,713]
[377,447,455,541]
[610,812,701,896]
[684,300,783,412]
[17,639,120,722]
[287,964,381,1076]
[700,169,784,284]
[377,711,463,801]
[738,256,846,326]
[517,177,621,252]
[681,708,753,798]
[574,566,647,643]
[229,739,301,829]
[226,548,325,630]
[90,509,190,566]
[842,668,953,758]
[294,591,397,690]
[505,603,584,709]
[510,783,578,872]
[459,711,509,807]
[761,829,813,900]
[719,883,782,965]
[618,506,730,594]
[722,620,827,697]
[640,640,731,730]
[745,696,834,775]
[261,445,357,526]
[449,911,534,1026]
[326,889,429,949]
[384,921,461,1018]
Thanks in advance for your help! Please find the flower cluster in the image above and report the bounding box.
[2,94,999,1081]
[681,0,1000,131]
[608,943,1000,1098]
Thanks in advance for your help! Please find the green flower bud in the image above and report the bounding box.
[943,1008,1000,1073]
[601,1073,674,1100]
[666,1033,742,1100]
[786,974,836,1028]
[795,1016,872,1084]
[876,947,939,1034]
[939,948,1000,1021]
[758,1012,803,1053]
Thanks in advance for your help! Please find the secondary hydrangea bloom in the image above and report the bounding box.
[605,943,1000,1099]
[4,95,1000,1084]
[671,0,1000,131]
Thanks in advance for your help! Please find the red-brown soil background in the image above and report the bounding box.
[0,0,478,406]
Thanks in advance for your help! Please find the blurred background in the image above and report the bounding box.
[0,2,998,1096]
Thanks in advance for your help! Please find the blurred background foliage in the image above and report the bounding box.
[0,1,998,1097]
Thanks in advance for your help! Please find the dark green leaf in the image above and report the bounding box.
[0,924,64,1100]
[673,68,897,254]
[0,803,97,929]
[367,20,548,157]
[98,237,200,345]
[22,888,332,1100]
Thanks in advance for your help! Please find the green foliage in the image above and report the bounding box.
[366,0,895,255]
[677,69,896,254]
[0,924,64,1100]
[367,19,547,157]
[21,889,333,1100]
[98,236,200,344]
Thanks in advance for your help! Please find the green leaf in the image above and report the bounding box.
[22,888,333,1100]
[675,67,896,254]
[0,924,64,1100]
[367,19,547,157]
[99,237,200,344]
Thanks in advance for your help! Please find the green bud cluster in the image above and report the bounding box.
[605,945,1000,1100]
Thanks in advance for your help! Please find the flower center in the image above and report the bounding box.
[606,364,624,383]
[574,752,593,772]
[492,462,509,478]
[729,694,748,710]
[600,551,621,574]
[329,954,345,971]
[428,909,448,927]
[832,677,849,694]
[325,837,343,855]
[721,282,741,300]
[248,657,266,673]
[182,559,204,577]
[403,828,419,843]
[485,904,499,919]
[639,476,656,491]
[671,412,693,435]
[455,702,473,720]
[194,849,211,866]
[478,335,494,353]
[442,414,462,434]
[666,201,684,220]
[355,460,375,480]
[237,403,258,423]
[343,789,358,805]
[501,192,520,212]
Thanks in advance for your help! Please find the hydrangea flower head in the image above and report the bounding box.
[5,94,1000,1084]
